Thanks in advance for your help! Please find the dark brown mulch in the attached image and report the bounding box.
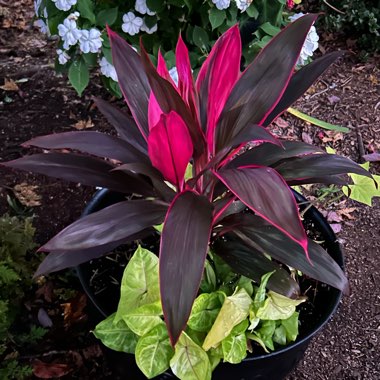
[1,1,379,379]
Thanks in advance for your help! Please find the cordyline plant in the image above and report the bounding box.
[3,14,371,346]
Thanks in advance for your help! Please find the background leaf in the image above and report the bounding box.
[68,59,89,96]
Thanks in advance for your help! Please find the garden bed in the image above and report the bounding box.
[0,1,379,379]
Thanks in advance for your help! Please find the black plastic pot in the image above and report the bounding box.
[77,189,343,380]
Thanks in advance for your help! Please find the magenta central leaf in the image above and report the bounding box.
[148,111,193,190]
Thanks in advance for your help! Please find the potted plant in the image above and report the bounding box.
[3,14,372,379]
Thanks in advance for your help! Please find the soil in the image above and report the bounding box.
[1,1,379,379]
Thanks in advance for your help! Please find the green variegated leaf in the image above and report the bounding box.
[135,324,174,379]
[256,291,306,320]
[170,332,211,380]
[237,276,253,296]
[203,288,252,351]
[221,320,248,364]
[93,313,138,353]
[188,292,224,332]
[207,345,223,371]
[281,312,299,342]
[115,246,159,322]
[124,301,163,336]
[273,325,287,345]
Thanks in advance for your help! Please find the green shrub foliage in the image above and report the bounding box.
[322,0,380,52]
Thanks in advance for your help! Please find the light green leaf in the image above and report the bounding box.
[256,291,306,320]
[203,288,252,351]
[68,59,89,96]
[325,146,336,154]
[287,107,349,133]
[77,0,96,24]
[281,311,299,342]
[259,22,281,37]
[273,325,286,345]
[185,163,193,181]
[254,320,276,351]
[93,313,138,353]
[124,301,163,336]
[170,332,211,380]
[153,223,163,233]
[188,292,223,332]
[192,26,209,50]
[199,260,217,293]
[343,163,380,206]
[207,345,223,371]
[135,324,174,379]
[209,8,226,30]
[237,276,253,296]
[96,7,118,27]
[115,246,159,323]
[253,271,274,311]
[221,320,248,364]
[248,333,270,353]
[246,4,259,18]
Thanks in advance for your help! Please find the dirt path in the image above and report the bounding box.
[1,2,379,379]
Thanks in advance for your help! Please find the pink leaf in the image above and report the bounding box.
[148,111,193,189]
[148,51,177,130]
[196,25,241,154]
[176,35,198,120]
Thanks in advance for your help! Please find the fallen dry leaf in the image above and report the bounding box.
[72,118,94,130]
[274,117,290,128]
[61,293,87,328]
[337,207,357,220]
[33,360,72,379]
[13,182,41,207]
[319,131,344,143]
[0,78,19,91]
[302,132,313,145]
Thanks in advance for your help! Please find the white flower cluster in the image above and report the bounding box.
[288,13,319,66]
[212,0,252,12]
[52,0,77,12]
[122,1,157,36]
[99,57,118,82]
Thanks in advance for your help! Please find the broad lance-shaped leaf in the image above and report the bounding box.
[215,166,308,254]
[148,111,193,189]
[160,191,213,346]
[148,51,177,131]
[228,140,325,169]
[176,35,198,120]
[226,213,349,294]
[140,42,205,157]
[34,228,153,276]
[216,14,319,151]
[136,324,174,379]
[94,98,147,155]
[274,154,373,182]
[204,25,241,153]
[107,27,150,140]
[114,163,175,201]
[170,332,211,380]
[115,246,160,323]
[263,51,344,126]
[212,238,300,298]
[23,131,149,164]
[202,288,251,351]
[196,25,241,139]
[39,200,168,251]
[2,153,154,195]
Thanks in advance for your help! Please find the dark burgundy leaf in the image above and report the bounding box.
[227,140,325,168]
[33,360,72,379]
[2,153,154,195]
[213,238,300,298]
[362,152,380,162]
[224,214,348,294]
[160,191,213,345]
[263,51,344,126]
[274,154,372,181]
[216,14,319,151]
[114,163,175,201]
[215,166,308,253]
[286,174,349,186]
[23,131,149,164]
[40,200,167,251]
[34,229,154,277]
[139,43,205,157]
[108,28,150,140]
[94,98,148,154]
